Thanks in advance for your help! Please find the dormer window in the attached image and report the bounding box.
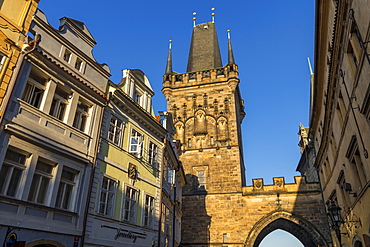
[133,89,142,105]
[63,49,72,63]
[73,100,90,132]
[75,57,83,71]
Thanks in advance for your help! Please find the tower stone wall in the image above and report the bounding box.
[162,20,331,247]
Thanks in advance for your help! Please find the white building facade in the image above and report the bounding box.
[0,9,110,247]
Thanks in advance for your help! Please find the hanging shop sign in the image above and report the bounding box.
[3,227,20,247]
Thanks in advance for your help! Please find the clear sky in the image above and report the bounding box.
[37,1,314,245]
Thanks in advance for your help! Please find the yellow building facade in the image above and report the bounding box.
[85,69,167,247]
[0,0,39,118]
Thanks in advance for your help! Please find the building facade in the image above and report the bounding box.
[0,9,109,247]
[311,0,370,246]
[84,69,167,247]
[0,0,39,120]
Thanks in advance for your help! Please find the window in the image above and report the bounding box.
[122,186,139,223]
[55,167,78,210]
[336,91,346,129]
[360,84,370,122]
[28,159,55,204]
[49,86,69,121]
[196,170,206,190]
[133,88,142,105]
[160,203,172,246]
[108,115,124,145]
[98,176,117,216]
[0,149,27,197]
[148,141,158,166]
[167,169,175,185]
[73,100,90,131]
[346,136,367,192]
[210,136,215,146]
[74,57,83,71]
[0,53,6,71]
[129,129,143,157]
[63,49,72,63]
[337,170,352,207]
[22,70,47,108]
[143,194,155,227]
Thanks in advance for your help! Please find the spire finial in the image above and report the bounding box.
[165,39,173,75]
[211,8,215,23]
[227,29,235,65]
[307,57,313,75]
[193,12,197,27]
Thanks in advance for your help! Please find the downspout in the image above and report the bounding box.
[0,34,41,126]
[81,89,109,246]
[172,184,176,247]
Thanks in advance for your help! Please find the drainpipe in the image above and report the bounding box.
[81,88,109,246]
[172,184,176,247]
[0,34,41,126]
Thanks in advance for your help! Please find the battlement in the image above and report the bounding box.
[162,64,238,90]
[242,176,321,195]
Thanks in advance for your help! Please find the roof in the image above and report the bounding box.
[186,22,222,72]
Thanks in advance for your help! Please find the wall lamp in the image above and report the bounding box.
[327,201,344,245]
[327,201,361,245]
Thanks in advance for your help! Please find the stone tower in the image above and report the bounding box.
[162,20,246,244]
[162,22,246,194]
[162,16,332,247]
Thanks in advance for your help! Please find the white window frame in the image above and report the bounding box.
[148,141,158,167]
[74,57,84,72]
[0,148,28,198]
[22,76,46,109]
[55,166,78,210]
[98,175,118,217]
[27,159,55,205]
[196,170,206,191]
[129,128,143,158]
[143,193,155,227]
[108,115,124,146]
[133,87,143,105]
[63,49,72,63]
[49,85,70,121]
[122,185,139,223]
[73,100,90,132]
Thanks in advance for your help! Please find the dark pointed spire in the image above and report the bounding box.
[227,29,235,65]
[186,22,222,72]
[165,39,173,74]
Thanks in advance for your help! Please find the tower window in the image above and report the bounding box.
[196,170,206,190]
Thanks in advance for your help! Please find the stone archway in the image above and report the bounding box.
[244,210,329,247]
[25,239,65,247]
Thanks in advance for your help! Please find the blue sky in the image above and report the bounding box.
[37,1,314,245]
[39,0,314,185]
